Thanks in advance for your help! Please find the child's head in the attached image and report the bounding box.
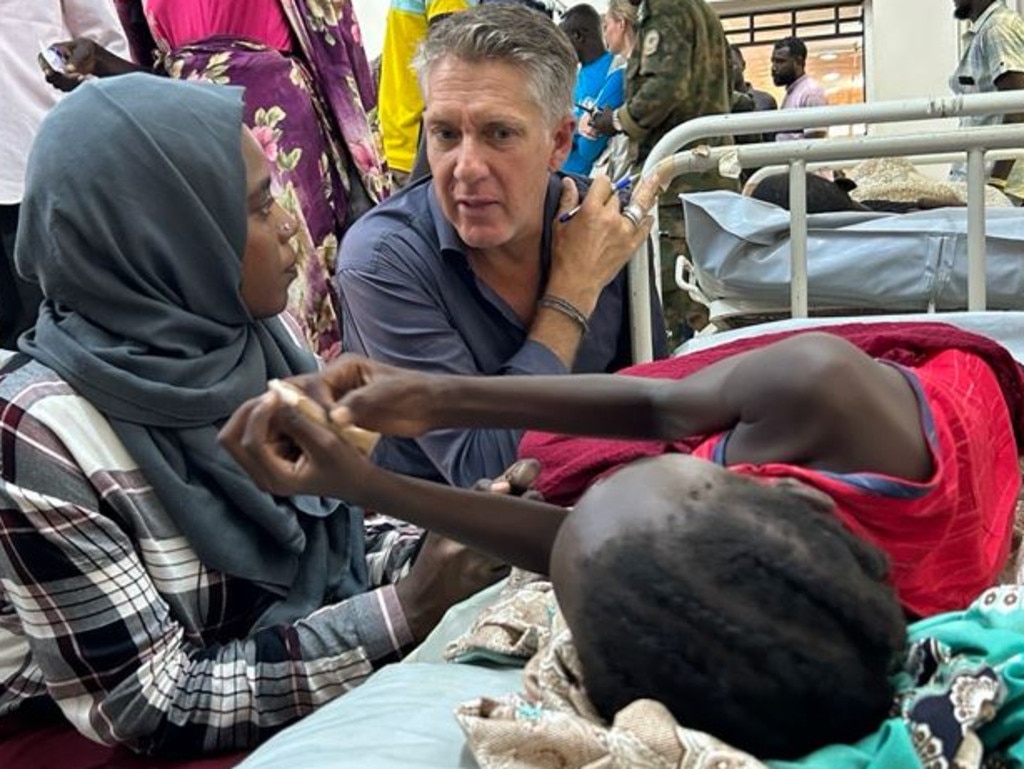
[550,454,906,759]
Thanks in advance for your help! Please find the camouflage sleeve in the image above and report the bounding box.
[617,8,696,140]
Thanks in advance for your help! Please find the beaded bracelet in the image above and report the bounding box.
[538,294,590,335]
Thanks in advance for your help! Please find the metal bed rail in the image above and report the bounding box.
[629,91,1024,363]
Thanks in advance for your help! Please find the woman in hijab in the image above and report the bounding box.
[42,0,389,359]
[0,74,500,762]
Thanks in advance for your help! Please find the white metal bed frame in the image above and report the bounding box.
[629,90,1024,362]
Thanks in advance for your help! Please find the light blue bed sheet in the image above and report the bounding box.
[237,580,517,769]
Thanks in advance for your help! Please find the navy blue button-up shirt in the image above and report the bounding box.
[335,173,667,487]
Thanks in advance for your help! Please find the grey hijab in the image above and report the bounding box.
[15,74,366,627]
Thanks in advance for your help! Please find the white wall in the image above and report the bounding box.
[354,0,388,60]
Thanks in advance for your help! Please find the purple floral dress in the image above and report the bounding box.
[115,0,390,358]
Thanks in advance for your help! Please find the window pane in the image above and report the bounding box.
[796,8,837,24]
[754,28,786,43]
[799,23,841,38]
[758,12,794,27]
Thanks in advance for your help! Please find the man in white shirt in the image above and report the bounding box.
[949,0,1024,202]
[0,1,129,349]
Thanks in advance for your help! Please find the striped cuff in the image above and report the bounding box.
[374,584,415,655]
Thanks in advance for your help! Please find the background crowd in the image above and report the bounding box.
[2,1,1024,768]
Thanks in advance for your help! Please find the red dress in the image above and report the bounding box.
[520,324,1024,617]
[691,349,1019,617]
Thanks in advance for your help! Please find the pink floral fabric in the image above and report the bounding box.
[115,0,390,357]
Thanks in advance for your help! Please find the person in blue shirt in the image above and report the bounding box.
[560,5,619,175]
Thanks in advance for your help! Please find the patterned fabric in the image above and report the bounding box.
[450,582,1024,769]
[444,573,552,665]
[847,157,1013,208]
[115,0,389,358]
[0,359,422,756]
[949,2,1024,199]
[378,0,475,175]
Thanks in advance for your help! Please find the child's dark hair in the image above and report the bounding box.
[568,479,907,759]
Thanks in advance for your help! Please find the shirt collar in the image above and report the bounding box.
[969,2,1002,34]
[786,73,809,94]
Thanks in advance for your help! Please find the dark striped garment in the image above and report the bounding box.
[0,357,421,755]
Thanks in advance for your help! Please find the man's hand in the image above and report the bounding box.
[577,111,598,140]
[590,107,618,137]
[394,534,509,643]
[39,38,142,92]
[545,175,654,318]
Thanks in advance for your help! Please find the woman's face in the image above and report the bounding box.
[602,13,627,55]
[239,129,299,319]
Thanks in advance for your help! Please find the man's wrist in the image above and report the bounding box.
[537,294,590,336]
[540,275,601,319]
[988,176,1008,190]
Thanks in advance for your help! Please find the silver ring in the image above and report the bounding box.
[621,203,644,228]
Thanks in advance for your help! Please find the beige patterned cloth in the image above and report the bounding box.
[846,157,1013,208]
[444,574,554,665]
[448,583,767,769]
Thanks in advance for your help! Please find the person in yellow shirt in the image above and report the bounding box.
[379,0,476,184]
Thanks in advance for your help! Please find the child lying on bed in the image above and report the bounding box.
[220,325,1023,760]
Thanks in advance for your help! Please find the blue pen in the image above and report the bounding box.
[558,173,640,224]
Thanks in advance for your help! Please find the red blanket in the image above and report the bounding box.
[519,321,1024,507]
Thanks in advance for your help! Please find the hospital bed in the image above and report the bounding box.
[228,311,1024,769]
[628,90,1024,361]
[230,95,1024,769]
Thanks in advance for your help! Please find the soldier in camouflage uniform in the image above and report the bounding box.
[592,0,737,343]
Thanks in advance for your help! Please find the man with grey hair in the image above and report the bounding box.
[333,3,667,489]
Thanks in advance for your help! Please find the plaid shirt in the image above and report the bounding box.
[0,356,420,756]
